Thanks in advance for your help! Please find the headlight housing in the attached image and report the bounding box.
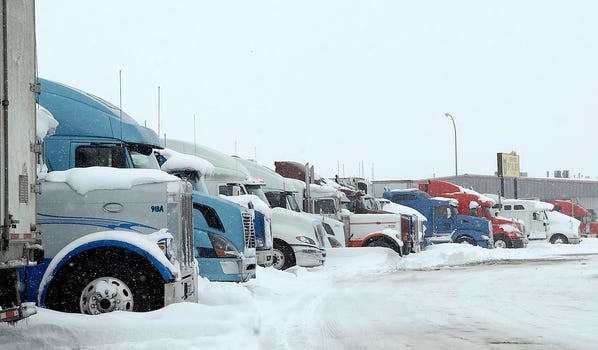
[296,235,316,246]
[157,237,174,260]
[208,233,241,258]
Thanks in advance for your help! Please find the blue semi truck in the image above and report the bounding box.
[37,78,256,283]
[383,189,494,248]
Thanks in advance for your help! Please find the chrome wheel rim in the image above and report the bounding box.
[80,277,134,315]
[271,249,285,270]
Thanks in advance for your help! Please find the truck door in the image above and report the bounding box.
[432,205,453,235]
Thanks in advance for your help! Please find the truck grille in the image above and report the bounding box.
[242,212,256,249]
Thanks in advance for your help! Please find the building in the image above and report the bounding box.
[372,174,598,213]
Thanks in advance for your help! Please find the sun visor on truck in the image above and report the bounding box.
[37,78,163,149]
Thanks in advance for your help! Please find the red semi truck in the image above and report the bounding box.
[547,200,598,237]
[419,180,527,248]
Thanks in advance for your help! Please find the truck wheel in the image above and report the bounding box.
[493,235,511,249]
[550,234,568,244]
[365,238,402,256]
[272,240,296,270]
[455,236,477,246]
[45,247,164,314]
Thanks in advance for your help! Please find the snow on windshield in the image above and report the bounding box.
[44,167,180,194]
[157,148,215,175]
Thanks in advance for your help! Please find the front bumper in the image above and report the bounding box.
[164,265,198,305]
[292,245,326,268]
[511,238,527,249]
[568,237,582,244]
[257,249,273,267]
[198,255,257,282]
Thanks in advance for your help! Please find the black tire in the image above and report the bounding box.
[365,238,402,256]
[493,235,512,249]
[550,234,568,244]
[45,247,164,314]
[272,239,296,270]
[455,236,477,246]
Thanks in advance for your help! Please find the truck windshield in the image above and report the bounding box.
[285,193,301,212]
[265,191,286,209]
[314,198,337,214]
[187,173,210,195]
[245,185,271,207]
[130,150,161,169]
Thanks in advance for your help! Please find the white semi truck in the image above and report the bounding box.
[0,0,40,322]
[166,140,326,270]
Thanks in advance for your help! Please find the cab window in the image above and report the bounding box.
[75,146,127,168]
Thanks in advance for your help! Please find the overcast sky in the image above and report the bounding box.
[35,1,598,181]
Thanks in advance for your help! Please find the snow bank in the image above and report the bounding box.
[157,148,215,175]
[219,194,272,218]
[44,167,180,195]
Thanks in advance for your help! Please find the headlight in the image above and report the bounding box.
[296,235,316,246]
[481,235,490,241]
[157,237,174,260]
[208,233,241,258]
[256,237,265,248]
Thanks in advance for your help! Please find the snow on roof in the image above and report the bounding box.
[36,104,58,140]
[378,200,427,221]
[455,185,495,205]
[157,148,215,176]
[44,167,180,195]
[219,194,272,218]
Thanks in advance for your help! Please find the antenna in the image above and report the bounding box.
[157,86,161,137]
[234,140,237,156]
[193,114,197,154]
[119,69,123,139]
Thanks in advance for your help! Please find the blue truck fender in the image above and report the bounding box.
[37,231,178,306]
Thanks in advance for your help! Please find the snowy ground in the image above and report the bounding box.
[3,239,598,350]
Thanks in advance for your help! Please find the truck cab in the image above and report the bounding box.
[488,196,580,244]
[383,189,494,248]
[38,78,256,284]
[548,200,598,238]
[486,196,551,241]
[155,147,259,280]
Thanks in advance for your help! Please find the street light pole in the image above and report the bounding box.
[444,113,458,176]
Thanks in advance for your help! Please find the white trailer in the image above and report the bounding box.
[0,0,39,322]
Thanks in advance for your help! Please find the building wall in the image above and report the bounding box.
[373,174,598,213]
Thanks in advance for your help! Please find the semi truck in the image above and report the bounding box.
[547,200,598,237]
[37,78,256,284]
[383,189,494,248]
[275,161,413,255]
[419,180,526,249]
[232,157,346,249]
[165,140,325,271]
[157,147,260,281]
[14,79,199,314]
[0,0,39,321]
[486,196,581,244]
